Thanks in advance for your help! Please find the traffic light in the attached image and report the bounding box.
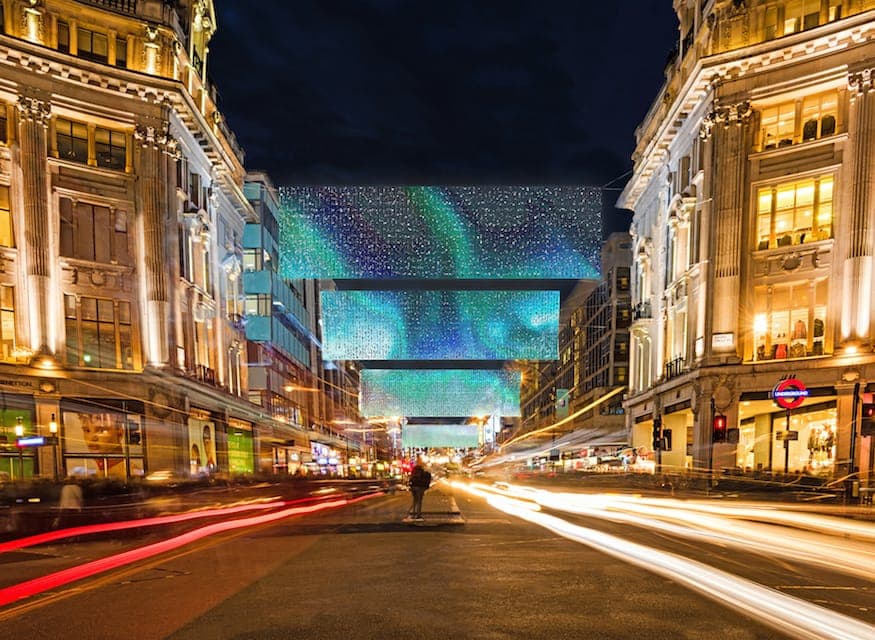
[862,403,875,437]
[652,417,663,450]
[713,414,727,443]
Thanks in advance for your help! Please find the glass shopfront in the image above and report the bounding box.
[0,396,36,481]
[737,401,836,475]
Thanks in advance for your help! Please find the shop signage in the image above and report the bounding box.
[771,378,809,410]
[16,436,45,447]
[775,430,799,441]
[712,333,734,348]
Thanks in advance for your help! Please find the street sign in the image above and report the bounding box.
[16,436,45,447]
[771,378,809,410]
[774,430,799,441]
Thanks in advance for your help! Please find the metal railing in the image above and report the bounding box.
[77,0,138,15]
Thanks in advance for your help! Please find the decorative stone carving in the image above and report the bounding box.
[848,68,875,100]
[134,122,180,158]
[16,95,50,127]
[699,100,752,139]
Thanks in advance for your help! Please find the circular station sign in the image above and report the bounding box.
[772,378,809,410]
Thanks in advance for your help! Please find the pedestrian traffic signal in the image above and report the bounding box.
[713,414,727,443]
[862,403,875,437]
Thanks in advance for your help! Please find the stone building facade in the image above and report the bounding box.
[619,0,875,481]
[0,0,344,481]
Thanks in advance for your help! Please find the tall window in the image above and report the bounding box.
[0,186,14,248]
[783,0,822,34]
[65,295,134,369]
[0,285,14,361]
[56,119,88,163]
[57,21,70,53]
[752,280,828,361]
[59,198,130,264]
[759,90,838,150]
[76,27,108,63]
[94,127,126,170]
[0,105,7,144]
[115,37,127,68]
[756,175,833,250]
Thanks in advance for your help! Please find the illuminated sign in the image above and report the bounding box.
[321,290,559,360]
[16,436,45,447]
[279,186,602,279]
[401,424,480,449]
[771,378,809,410]
[361,369,521,417]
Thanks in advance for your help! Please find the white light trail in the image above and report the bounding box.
[453,482,875,640]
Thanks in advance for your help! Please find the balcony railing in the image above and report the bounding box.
[77,0,138,15]
[195,365,218,387]
[664,356,686,381]
[633,301,652,320]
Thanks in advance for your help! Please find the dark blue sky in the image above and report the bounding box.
[209,1,678,227]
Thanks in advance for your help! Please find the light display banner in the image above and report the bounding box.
[321,289,559,360]
[278,186,601,279]
[360,369,521,417]
[402,424,480,449]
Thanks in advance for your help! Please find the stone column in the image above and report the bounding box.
[16,95,53,358]
[134,121,178,367]
[842,68,875,345]
[702,100,751,362]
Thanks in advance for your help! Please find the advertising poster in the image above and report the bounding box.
[62,409,128,478]
[188,417,216,475]
[227,420,253,474]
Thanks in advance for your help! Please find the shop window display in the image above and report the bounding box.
[752,280,827,361]
[755,175,833,250]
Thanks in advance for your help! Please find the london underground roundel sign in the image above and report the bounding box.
[772,378,809,410]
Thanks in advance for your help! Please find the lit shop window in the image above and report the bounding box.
[756,175,833,250]
[65,295,134,370]
[759,91,837,150]
[783,0,823,34]
[0,186,14,248]
[752,280,827,361]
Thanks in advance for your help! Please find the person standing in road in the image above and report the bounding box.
[408,456,431,520]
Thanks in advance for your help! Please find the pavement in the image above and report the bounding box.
[400,484,466,526]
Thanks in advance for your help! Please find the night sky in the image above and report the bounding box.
[209,1,679,233]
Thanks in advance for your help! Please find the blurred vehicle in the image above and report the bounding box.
[144,470,186,486]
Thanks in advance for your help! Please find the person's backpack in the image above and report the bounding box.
[410,466,431,488]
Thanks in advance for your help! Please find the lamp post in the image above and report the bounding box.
[14,416,24,480]
[49,413,59,482]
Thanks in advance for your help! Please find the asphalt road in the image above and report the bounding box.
[0,482,871,640]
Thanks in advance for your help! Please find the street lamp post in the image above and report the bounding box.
[49,413,59,482]
[14,416,24,480]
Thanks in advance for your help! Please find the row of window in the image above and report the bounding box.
[56,118,127,171]
[57,22,127,68]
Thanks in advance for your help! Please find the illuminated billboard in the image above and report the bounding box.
[402,424,480,449]
[360,369,521,417]
[321,289,559,360]
[279,186,601,279]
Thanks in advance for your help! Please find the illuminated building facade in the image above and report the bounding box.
[619,0,875,479]
[516,234,631,450]
[0,0,300,480]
